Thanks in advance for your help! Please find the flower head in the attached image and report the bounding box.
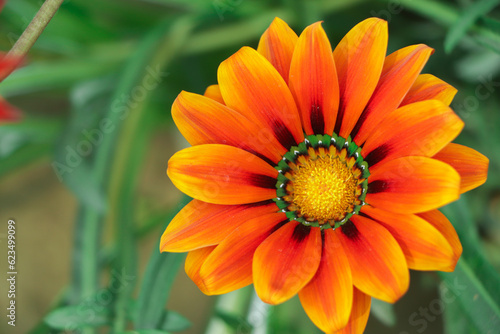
[161,17,489,333]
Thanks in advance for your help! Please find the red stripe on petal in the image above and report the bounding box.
[160,199,278,252]
[361,206,457,272]
[353,44,434,143]
[168,144,278,205]
[333,18,388,138]
[333,287,371,334]
[289,22,339,135]
[218,47,304,149]
[338,216,409,303]
[257,17,298,83]
[366,156,460,214]
[433,143,489,194]
[199,212,288,295]
[299,229,352,333]
[253,222,322,304]
[362,100,464,167]
[172,91,286,164]
[401,74,457,107]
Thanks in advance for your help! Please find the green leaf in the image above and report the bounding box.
[438,259,500,333]
[441,199,500,307]
[106,15,195,332]
[479,16,500,34]
[444,0,500,53]
[0,43,131,97]
[160,310,191,332]
[0,118,62,178]
[134,199,190,329]
[216,309,252,332]
[399,0,500,54]
[442,288,478,334]
[118,330,170,334]
[370,298,396,327]
[0,118,61,157]
[44,304,111,330]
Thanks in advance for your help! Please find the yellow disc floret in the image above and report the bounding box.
[282,145,365,226]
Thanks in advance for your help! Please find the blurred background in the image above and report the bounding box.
[0,0,499,333]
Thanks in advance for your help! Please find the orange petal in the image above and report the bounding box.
[199,212,288,295]
[257,17,298,83]
[366,156,460,214]
[218,47,304,149]
[418,209,463,263]
[172,91,286,164]
[401,74,457,107]
[333,18,388,138]
[0,97,22,122]
[338,216,409,303]
[353,44,434,144]
[333,287,371,334]
[160,199,278,252]
[203,84,225,104]
[289,22,339,135]
[253,222,322,304]
[361,206,457,272]
[362,100,464,167]
[185,246,216,295]
[433,143,489,193]
[299,229,352,333]
[168,144,278,205]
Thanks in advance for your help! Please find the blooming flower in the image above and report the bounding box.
[160,18,489,333]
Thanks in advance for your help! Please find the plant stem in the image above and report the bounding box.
[7,0,64,58]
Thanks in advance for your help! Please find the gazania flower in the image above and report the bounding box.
[161,18,489,333]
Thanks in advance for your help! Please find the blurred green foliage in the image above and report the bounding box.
[1,0,499,333]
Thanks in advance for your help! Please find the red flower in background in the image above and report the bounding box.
[0,0,23,122]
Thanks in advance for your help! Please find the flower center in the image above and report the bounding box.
[275,134,369,229]
[289,152,358,222]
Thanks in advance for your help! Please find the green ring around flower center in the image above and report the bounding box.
[274,134,370,230]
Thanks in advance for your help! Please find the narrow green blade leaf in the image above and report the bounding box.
[480,16,500,34]
[117,331,170,334]
[0,118,62,177]
[44,304,111,330]
[134,197,190,329]
[370,298,396,327]
[444,0,500,53]
[160,310,191,332]
[442,200,500,307]
[215,309,253,332]
[438,259,500,333]
[442,288,478,334]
